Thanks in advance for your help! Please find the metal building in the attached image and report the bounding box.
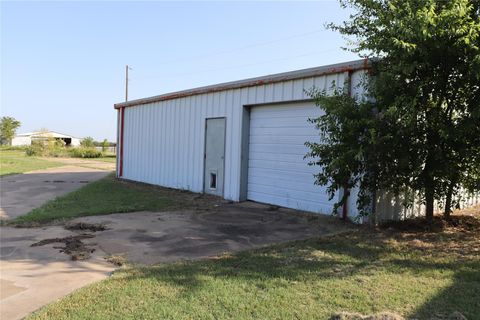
[12,131,82,147]
[114,59,369,218]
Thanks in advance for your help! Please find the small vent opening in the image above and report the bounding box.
[210,172,217,189]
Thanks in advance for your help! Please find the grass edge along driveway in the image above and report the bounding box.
[11,174,192,225]
[28,219,480,320]
[0,149,64,176]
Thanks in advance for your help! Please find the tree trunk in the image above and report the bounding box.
[444,179,456,220]
[423,149,435,224]
[341,186,350,221]
[425,189,434,224]
[425,176,435,224]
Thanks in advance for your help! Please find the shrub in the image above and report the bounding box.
[69,148,102,158]
[25,140,69,157]
[80,137,95,148]
[48,146,69,157]
[25,142,46,156]
[24,141,102,159]
[25,146,40,156]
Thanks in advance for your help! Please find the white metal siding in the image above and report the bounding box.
[121,71,353,203]
[71,138,81,147]
[247,102,336,213]
[11,136,31,146]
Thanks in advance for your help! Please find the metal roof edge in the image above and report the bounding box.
[16,131,82,139]
[114,58,370,109]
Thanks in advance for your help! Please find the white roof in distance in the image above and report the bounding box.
[15,131,82,139]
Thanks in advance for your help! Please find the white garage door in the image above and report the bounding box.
[247,102,336,214]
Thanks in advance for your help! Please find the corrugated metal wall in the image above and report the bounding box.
[375,190,480,223]
[121,71,359,202]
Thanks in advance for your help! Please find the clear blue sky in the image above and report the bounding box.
[1,1,358,141]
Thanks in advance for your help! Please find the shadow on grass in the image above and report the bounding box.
[409,266,480,319]
[113,229,479,318]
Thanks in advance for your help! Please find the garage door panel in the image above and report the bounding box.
[250,127,318,137]
[247,102,335,214]
[248,151,312,163]
[247,175,323,193]
[248,186,326,203]
[248,183,331,204]
[250,106,322,118]
[247,191,333,213]
[250,116,315,128]
[249,159,317,173]
[250,135,319,145]
[248,153,309,164]
[249,144,308,155]
[248,167,315,184]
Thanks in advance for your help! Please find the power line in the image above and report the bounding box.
[137,48,339,80]
[153,28,327,66]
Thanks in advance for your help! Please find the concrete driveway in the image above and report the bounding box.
[0,165,111,220]
[0,226,114,320]
[0,202,345,320]
[72,202,339,265]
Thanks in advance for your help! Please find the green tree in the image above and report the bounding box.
[0,116,21,145]
[102,139,109,152]
[80,136,95,148]
[307,0,480,223]
[306,85,379,219]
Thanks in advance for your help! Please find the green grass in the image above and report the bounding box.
[11,174,183,225]
[92,155,116,163]
[28,227,480,320]
[0,148,63,176]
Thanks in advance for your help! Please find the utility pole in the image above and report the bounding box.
[125,65,132,102]
[125,65,129,102]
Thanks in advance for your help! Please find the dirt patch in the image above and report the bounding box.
[65,222,107,232]
[104,254,127,266]
[372,209,480,260]
[7,221,42,228]
[116,178,224,211]
[380,212,480,233]
[331,312,404,320]
[30,223,108,260]
[31,234,95,260]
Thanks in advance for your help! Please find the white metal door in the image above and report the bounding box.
[204,118,226,196]
[247,102,335,214]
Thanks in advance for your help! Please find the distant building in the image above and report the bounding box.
[12,131,82,147]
